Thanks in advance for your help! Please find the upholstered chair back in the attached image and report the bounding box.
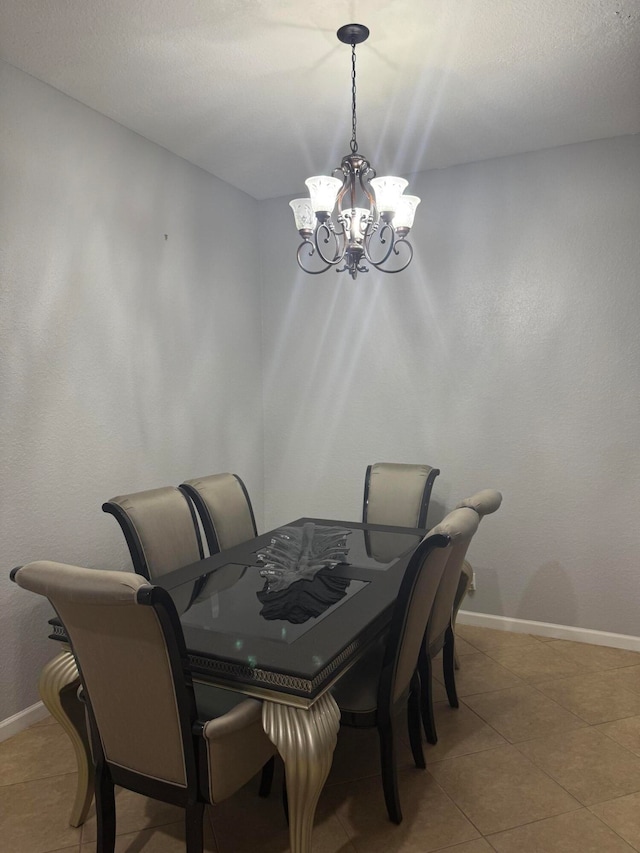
[180,473,257,554]
[426,508,480,648]
[12,562,196,788]
[103,486,203,580]
[363,462,440,529]
[388,534,451,704]
[451,489,502,630]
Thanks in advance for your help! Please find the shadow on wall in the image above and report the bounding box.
[464,565,504,618]
[426,498,447,529]
[464,560,577,629]
[515,560,577,628]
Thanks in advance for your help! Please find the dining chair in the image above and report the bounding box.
[102,486,204,580]
[420,490,502,744]
[46,486,208,825]
[362,462,440,528]
[451,489,503,669]
[103,484,276,794]
[179,473,258,555]
[11,561,277,853]
[331,508,477,824]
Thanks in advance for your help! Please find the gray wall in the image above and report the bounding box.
[0,62,265,720]
[3,56,639,723]
[259,134,640,637]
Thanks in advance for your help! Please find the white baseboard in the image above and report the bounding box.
[0,701,50,743]
[457,610,640,653]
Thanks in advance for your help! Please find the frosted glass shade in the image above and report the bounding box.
[393,195,421,230]
[341,207,371,241]
[304,175,342,214]
[370,176,408,214]
[289,198,315,232]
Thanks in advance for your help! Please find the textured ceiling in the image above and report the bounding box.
[1,0,639,200]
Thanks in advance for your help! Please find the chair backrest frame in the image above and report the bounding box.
[362,462,440,529]
[103,487,204,580]
[456,489,503,519]
[375,532,450,722]
[96,584,201,805]
[179,473,257,555]
[426,507,481,652]
[11,563,201,807]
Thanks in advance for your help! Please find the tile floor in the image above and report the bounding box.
[3,625,640,852]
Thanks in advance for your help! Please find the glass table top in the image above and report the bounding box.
[159,518,424,700]
[250,525,422,574]
[178,565,369,645]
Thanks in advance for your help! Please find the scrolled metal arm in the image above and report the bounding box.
[313,222,343,266]
[363,221,396,268]
[295,222,347,275]
[368,233,414,274]
[295,239,334,275]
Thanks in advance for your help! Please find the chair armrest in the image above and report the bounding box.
[200,698,263,741]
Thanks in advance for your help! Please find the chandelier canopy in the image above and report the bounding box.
[290,24,420,280]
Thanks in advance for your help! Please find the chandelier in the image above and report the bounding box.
[290,24,420,280]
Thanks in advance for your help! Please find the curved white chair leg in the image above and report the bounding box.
[262,693,340,853]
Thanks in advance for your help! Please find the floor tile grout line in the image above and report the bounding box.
[596,722,640,757]
[441,695,511,748]
[428,733,588,822]
[587,799,640,852]
[529,674,640,728]
[508,738,587,803]
[519,669,605,726]
[533,672,640,694]
[0,769,79,789]
[453,682,588,744]
[480,641,604,680]
[82,817,213,848]
[428,753,585,839]
[480,799,584,837]
[587,790,640,808]
[407,661,619,750]
[423,765,488,839]
[0,770,80,788]
[480,805,626,847]
[79,811,188,843]
[510,717,640,757]
[510,731,640,808]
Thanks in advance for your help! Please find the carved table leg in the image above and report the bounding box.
[262,693,340,853]
[38,651,94,827]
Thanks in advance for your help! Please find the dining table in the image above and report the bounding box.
[39,516,426,853]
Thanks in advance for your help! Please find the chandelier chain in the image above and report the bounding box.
[350,41,358,154]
